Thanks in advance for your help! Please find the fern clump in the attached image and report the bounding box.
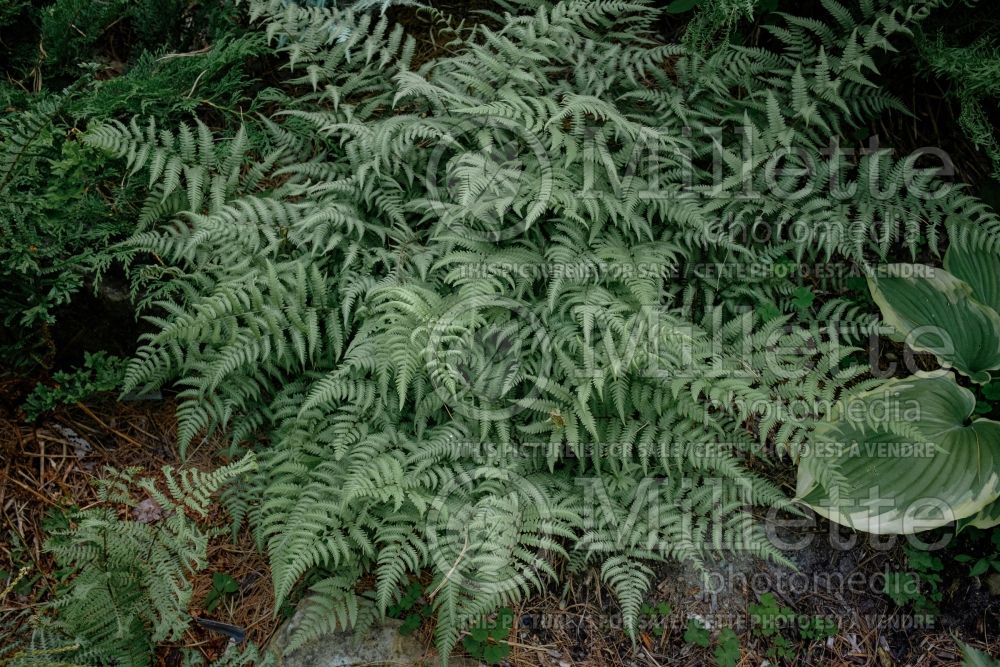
[82,0,1000,658]
[23,456,256,665]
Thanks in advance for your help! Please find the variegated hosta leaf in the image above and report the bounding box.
[958,496,1000,531]
[797,373,1000,534]
[944,244,1000,316]
[868,264,1000,384]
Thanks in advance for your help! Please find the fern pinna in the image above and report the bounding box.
[84,0,1000,658]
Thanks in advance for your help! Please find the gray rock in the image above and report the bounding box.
[268,603,485,667]
[987,573,1000,597]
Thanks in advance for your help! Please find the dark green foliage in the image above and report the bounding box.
[0,0,28,28]
[883,546,944,613]
[69,36,266,121]
[915,0,1000,180]
[38,0,244,76]
[960,641,1000,667]
[203,572,241,613]
[22,351,127,420]
[749,593,796,660]
[0,88,134,364]
[714,627,741,667]
[0,0,262,370]
[953,528,1000,576]
[388,581,432,635]
[461,607,513,665]
[677,0,774,52]
[684,618,711,647]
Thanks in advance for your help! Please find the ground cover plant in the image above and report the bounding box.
[2,0,1000,664]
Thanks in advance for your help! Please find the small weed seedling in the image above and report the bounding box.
[22,352,127,421]
[884,546,943,613]
[683,618,710,648]
[682,618,742,667]
[714,628,741,667]
[462,607,513,665]
[387,581,432,636]
[640,601,672,638]
[749,593,837,661]
[955,529,1000,577]
[973,382,1000,416]
[749,594,795,661]
[204,572,239,613]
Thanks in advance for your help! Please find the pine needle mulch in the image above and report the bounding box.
[0,395,276,664]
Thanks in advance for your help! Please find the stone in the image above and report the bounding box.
[987,573,1000,597]
[268,603,485,667]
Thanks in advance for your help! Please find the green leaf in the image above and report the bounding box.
[483,642,510,665]
[959,641,1000,667]
[791,286,815,311]
[399,613,422,635]
[714,628,740,667]
[905,547,942,573]
[212,572,239,593]
[797,372,1000,534]
[462,635,483,655]
[883,571,920,607]
[799,616,837,640]
[945,245,1000,315]
[469,625,490,642]
[960,496,1000,530]
[757,301,782,322]
[684,619,710,647]
[971,559,991,577]
[868,264,1000,384]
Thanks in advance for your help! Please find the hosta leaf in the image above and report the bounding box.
[944,245,1000,316]
[868,265,1000,384]
[797,373,1000,534]
[958,496,1000,531]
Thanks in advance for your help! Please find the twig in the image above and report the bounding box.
[74,402,146,449]
[5,476,56,507]
[428,530,470,599]
[157,45,213,61]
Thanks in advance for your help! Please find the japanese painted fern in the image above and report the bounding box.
[83,0,1000,659]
